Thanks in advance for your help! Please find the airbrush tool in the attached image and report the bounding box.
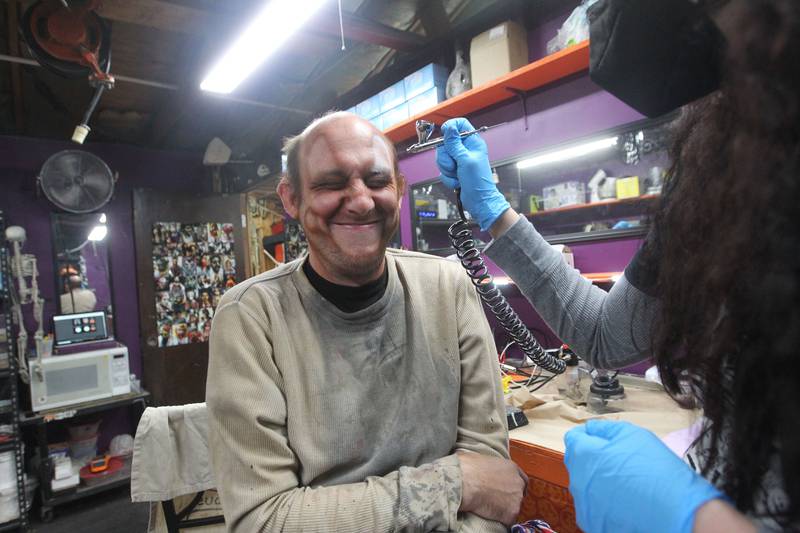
[406,119,504,154]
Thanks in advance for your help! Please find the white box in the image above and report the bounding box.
[51,472,79,492]
[407,86,446,116]
[380,102,409,130]
[542,181,586,210]
[54,457,73,480]
[378,81,406,113]
[356,95,381,119]
[403,63,448,101]
[470,21,529,87]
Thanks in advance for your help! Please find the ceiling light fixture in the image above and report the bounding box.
[516,136,619,170]
[200,0,330,94]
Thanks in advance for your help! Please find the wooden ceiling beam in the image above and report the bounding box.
[416,0,451,38]
[144,36,213,147]
[95,0,214,35]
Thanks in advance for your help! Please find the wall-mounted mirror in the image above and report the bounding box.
[51,212,113,318]
[410,114,675,254]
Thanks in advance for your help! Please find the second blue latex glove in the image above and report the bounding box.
[435,118,510,231]
[564,420,724,533]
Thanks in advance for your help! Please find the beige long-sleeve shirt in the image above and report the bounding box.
[206,249,509,532]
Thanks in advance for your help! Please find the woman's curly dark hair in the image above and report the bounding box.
[652,0,799,525]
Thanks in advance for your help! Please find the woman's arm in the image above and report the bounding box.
[484,214,659,368]
[436,117,659,369]
[694,500,756,533]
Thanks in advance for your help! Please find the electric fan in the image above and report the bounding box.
[38,150,115,213]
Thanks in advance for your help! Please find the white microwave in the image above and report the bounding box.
[29,345,131,412]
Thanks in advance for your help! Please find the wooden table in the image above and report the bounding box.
[510,438,579,532]
[507,376,698,532]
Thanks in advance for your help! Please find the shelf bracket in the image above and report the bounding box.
[506,88,530,131]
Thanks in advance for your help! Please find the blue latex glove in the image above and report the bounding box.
[435,118,510,231]
[564,420,724,533]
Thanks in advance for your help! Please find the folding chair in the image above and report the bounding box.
[131,403,225,533]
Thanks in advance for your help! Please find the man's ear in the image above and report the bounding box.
[277,179,300,219]
[396,173,407,206]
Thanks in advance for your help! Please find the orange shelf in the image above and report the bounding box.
[581,271,622,284]
[495,272,621,286]
[529,194,659,217]
[384,40,590,144]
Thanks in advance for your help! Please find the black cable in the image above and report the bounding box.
[449,189,566,374]
[81,85,106,125]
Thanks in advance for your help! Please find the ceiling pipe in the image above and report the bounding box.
[0,53,312,115]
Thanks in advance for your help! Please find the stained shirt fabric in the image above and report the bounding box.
[207,249,508,532]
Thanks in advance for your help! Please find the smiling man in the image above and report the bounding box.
[206,112,526,532]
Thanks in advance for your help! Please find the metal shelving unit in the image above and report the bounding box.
[0,211,29,531]
[19,391,149,522]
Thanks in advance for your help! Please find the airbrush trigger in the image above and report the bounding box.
[415,119,436,144]
[407,119,502,154]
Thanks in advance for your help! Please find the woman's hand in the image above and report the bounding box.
[435,117,510,231]
[564,420,724,533]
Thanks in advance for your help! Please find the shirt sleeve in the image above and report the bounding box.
[623,226,661,297]
[206,299,465,532]
[484,216,659,369]
[449,268,513,533]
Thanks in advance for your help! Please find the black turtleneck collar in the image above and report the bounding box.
[302,258,388,313]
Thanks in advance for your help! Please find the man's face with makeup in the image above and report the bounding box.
[278,115,405,286]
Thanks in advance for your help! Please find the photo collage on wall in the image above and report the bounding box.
[152,222,236,347]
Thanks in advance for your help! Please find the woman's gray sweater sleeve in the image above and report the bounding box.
[483,216,659,369]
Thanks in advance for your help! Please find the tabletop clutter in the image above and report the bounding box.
[47,418,134,493]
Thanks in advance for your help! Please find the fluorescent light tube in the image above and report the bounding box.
[88,225,107,241]
[516,136,619,170]
[200,0,330,94]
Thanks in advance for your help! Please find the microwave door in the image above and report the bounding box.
[32,355,113,411]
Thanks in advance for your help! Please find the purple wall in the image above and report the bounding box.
[0,135,207,379]
[1,135,207,449]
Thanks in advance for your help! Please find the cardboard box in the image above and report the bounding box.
[404,63,449,101]
[407,86,446,116]
[380,102,409,129]
[470,21,529,87]
[378,81,406,113]
[356,95,381,119]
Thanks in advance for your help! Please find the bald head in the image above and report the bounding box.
[281,111,399,194]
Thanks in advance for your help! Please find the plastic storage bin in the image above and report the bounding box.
[0,475,36,522]
[0,451,15,488]
[68,420,101,441]
[68,435,98,466]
